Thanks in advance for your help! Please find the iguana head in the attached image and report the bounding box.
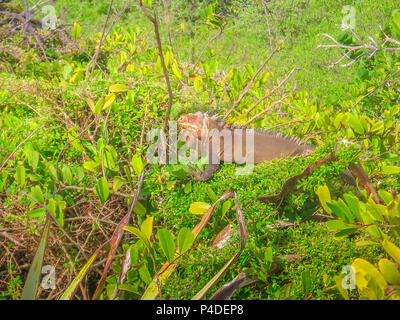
[177,112,222,138]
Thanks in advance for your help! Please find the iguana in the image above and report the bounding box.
[177,111,315,181]
[177,111,380,204]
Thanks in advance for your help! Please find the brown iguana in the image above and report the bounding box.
[177,111,315,181]
[177,111,380,204]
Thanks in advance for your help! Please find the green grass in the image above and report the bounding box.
[1,0,399,300]
[48,0,398,100]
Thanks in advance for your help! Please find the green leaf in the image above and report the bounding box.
[194,77,202,92]
[381,165,400,175]
[140,215,153,244]
[26,150,39,169]
[59,244,105,300]
[347,114,365,135]
[352,258,387,299]
[343,194,362,222]
[264,247,273,272]
[130,245,139,266]
[177,228,194,254]
[301,270,312,296]
[94,97,105,116]
[112,176,126,192]
[378,190,394,205]
[355,240,379,247]
[47,164,58,181]
[278,282,295,300]
[392,9,400,35]
[21,214,51,300]
[109,84,128,93]
[334,227,358,238]
[378,258,400,285]
[83,160,101,173]
[62,166,73,184]
[189,202,211,215]
[157,229,176,262]
[184,182,192,194]
[317,185,332,214]
[95,177,109,205]
[139,264,152,285]
[30,186,44,204]
[206,186,218,202]
[171,62,182,79]
[327,199,354,223]
[85,97,95,113]
[131,153,145,177]
[28,208,46,221]
[221,200,231,219]
[123,226,151,252]
[326,219,346,231]
[73,22,81,39]
[133,201,146,216]
[0,171,8,192]
[15,166,26,187]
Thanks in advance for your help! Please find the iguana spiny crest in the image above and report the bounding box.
[177,111,315,181]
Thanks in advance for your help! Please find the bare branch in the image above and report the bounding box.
[137,1,174,132]
[223,42,282,120]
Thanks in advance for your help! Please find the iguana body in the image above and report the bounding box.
[177,112,315,181]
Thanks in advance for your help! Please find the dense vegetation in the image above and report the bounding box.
[0,0,399,300]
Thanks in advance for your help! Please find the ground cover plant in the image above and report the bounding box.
[0,0,399,300]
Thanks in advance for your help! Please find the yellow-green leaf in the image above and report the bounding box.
[95,177,109,205]
[141,216,153,244]
[102,93,116,110]
[382,239,400,265]
[15,166,26,187]
[172,62,182,79]
[381,165,400,175]
[73,22,81,39]
[131,153,145,177]
[317,185,332,214]
[123,226,151,252]
[30,185,44,204]
[189,202,211,215]
[109,84,128,93]
[378,258,400,285]
[94,97,105,116]
[177,228,194,254]
[352,258,387,297]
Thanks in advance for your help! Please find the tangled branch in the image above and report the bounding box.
[317,27,400,68]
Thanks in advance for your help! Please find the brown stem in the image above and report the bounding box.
[137,1,173,132]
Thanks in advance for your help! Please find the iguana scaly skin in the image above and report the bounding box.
[177,111,315,181]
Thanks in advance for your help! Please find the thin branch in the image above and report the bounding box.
[243,94,289,126]
[223,42,282,120]
[261,0,273,50]
[86,0,113,77]
[0,124,44,172]
[246,66,298,116]
[137,1,173,132]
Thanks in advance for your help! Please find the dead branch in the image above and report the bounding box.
[223,42,282,120]
[317,27,400,68]
[137,0,173,133]
[246,66,298,116]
